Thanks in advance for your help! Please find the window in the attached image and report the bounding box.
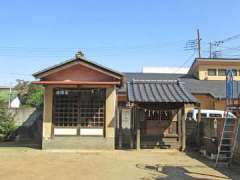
[232,69,237,76]
[209,113,222,118]
[54,88,105,128]
[218,69,226,76]
[208,69,217,76]
[56,90,69,95]
[226,69,237,76]
[54,90,78,127]
[187,113,193,118]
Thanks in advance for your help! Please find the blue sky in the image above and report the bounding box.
[0,0,240,84]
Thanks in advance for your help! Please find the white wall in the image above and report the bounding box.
[142,67,189,74]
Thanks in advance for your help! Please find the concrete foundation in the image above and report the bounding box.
[42,137,115,150]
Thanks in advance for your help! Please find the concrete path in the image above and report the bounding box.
[0,148,239,180]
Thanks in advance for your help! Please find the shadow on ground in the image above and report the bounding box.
[136,163,230,180]
[186,151,240,180]
[0,141,41,149]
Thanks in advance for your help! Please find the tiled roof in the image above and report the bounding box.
[127,79,198,103]
[120,73,240,99]
[182,78,240,99]
[118,73,188,93]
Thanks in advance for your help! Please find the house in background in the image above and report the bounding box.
[187,58,240,110]
[10,96,21,108]
[0,85,11,102]
[188,58,240,81]
[0,85,20,108]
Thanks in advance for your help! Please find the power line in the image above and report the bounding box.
[174,51,196,73]
[0,40,189,58]
[208,33,240,58]
[0,40,185,51]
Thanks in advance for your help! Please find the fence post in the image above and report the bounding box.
[196,107,201,147]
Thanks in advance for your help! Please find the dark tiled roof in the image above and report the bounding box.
[120,72,240,99]
[119,73,192,93]
[182,78,240,99]
[124,72,186,81]
[127,80,198,103]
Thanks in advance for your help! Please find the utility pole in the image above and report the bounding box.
[209,41,212,58]
[184,29,202,58]
[197,29,201,58]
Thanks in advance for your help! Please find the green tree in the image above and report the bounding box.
[25,83,44,107]
[0,99,15,139]
[15,81,44,107]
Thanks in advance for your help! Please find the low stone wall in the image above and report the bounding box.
[10,107,36,126]
[8,107,42,144]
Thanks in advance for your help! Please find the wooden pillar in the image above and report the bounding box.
[130,108,134,149]
[182,103,195,151]
[196,106,201,147]
[105,86,116,138]
[118,108,122,149]
[135,108,141,150]
[43,85,53,139]
[136,128,141,150]
[177,108,182,149]
[182,106,186,151]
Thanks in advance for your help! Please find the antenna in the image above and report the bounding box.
[184,29,201,58]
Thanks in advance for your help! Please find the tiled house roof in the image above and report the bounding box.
[121,73,240,99]
[127,79,198,103]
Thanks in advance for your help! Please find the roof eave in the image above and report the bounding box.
[32,81,121,85]
[32,56,124,80]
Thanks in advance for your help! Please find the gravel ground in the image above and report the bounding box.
[0,148,239,180]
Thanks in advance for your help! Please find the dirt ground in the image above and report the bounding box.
[0,148,239,180]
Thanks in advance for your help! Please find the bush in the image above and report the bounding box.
[0,99,16,140]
